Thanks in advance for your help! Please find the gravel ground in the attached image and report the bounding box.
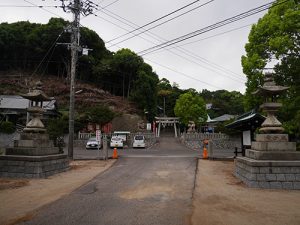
[192,160,300,225]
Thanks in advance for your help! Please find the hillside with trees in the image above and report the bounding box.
[0,18,159,121]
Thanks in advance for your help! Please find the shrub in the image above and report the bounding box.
[0,121,15,134]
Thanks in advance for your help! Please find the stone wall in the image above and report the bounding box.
[235,157,300,190]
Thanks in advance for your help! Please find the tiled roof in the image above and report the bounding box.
[0,95,56,110]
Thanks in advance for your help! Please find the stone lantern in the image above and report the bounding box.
[234,73,300,190]
[21,81,50,133]
[253,73,288,134]
[0,81,69,178]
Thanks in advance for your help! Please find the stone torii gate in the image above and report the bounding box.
[155,117,179,137]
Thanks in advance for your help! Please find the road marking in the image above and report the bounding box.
[121,155,199,158]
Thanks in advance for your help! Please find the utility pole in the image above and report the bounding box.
[68,0,80,159]
[59,0,98,159]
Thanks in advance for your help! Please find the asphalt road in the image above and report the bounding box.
[21,137,199,225]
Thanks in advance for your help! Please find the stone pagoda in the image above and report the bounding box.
[234,73,300,189]
[0,82,69,178]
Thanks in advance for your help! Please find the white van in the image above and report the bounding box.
[113,131,130,142]
[132,135,145,148]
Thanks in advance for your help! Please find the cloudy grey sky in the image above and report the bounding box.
[0,0,270,93]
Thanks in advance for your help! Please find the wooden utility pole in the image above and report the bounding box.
[59,0,97,159]
[68,0,80,159]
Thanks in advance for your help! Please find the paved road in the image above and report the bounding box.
[21,137,199,225]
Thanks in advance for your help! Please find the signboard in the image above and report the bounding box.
[96,130,101,142]
[146,123,151,131]
[242,130,251,146]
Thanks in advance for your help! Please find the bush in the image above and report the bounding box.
[0,121,15,134]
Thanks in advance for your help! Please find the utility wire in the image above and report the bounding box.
[29,31,64,79]
[102,0,120,9]
[90,6,246,82]
[138,1,285,56]
[0,5,62,8]
[93,5,246,81]
[91,10,245,82]
[107,0,214,48]
[107,0,211,44]
[144,57,223,90]
[23,0,67,20]
[98,6,248,80]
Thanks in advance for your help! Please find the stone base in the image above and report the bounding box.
[6,132,60,156]
[235,157,300,190]
[256,134,288,142]
[6,146,60,156]
[0,154,69,178]
[246,149,300,160]
[251,141,296,152]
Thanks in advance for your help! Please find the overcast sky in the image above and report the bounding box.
[0,0,271,93]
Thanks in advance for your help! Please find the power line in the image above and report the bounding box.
[160,23,253,50]
[0,5,62,8]
[95,5,246,81]
[89,4,246,82]
[30,31,64,79]
[144,57,223,90]
[91,10,246,82]
[102,0,120,9]
[107,0,214,48]
[138,1,285,56]
[107,0,212,44]
[23,0,67,19]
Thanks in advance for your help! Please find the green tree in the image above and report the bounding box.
[0,121,15,134]
[130,70,159,122]
[83,105,115,125]
[241,0,300,138]
[200,89,244,118]
[174,92,207,126]
[110,49,144,98]
[157,78,183,117]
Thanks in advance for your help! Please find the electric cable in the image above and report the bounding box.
[107,0,214,48]
[0,5,61,8]
[91,5,247,81]
[144,57,223,90]
[91,13,246,82]
[107,0,213,44]
[138,1,286,56]
[91,10,246,83]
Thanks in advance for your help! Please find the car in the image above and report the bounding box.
[110,136,123,148]
[86,137,101,150]
[132,135,146,148]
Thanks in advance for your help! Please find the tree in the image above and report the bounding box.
[157,78,183,117]
[200,89,244,118]
[174,92,207,126]
[130,70,159,122]
[157,89,172,116]
[82,105,115,125]
[241,0,300,138]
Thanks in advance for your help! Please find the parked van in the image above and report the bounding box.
[113,131,130,142]
[132,135,145,148]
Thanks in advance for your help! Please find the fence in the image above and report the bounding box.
[181,132,229,141]
[78,132,94,140]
